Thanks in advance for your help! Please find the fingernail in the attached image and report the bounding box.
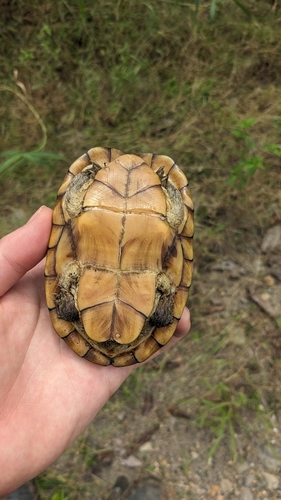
[27,206,45,224]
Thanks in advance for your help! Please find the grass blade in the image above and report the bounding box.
[0,150,65,175]
[210,0,217,21]
[195,0,201,14]
[232,0,251,18]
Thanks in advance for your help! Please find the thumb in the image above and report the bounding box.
[0,206,52,297]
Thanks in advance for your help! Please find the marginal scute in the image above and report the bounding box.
[173,287,190,319]
[45,248,56,277]
[150,154,174,176]
[181,237,193,261]
[181,208,194,238]
[110,148,126,161]
[134,336,159,362]
[55,226,77,276]
[48,225,63,249]
[169,164,189,190]
[180,186,194,211]
[87,147,111,166]
[45,147,193,366]
[45,277,58,309]
[52,199,65,226]
[153,319,178,345]
[63,330,91,357]
[138,152,153,168]
[49,310,76,338]
[58,172,74,197]
[181,260,193,288]
[84,348,111,366]
[69,154,91,176]
[111,351,137,367]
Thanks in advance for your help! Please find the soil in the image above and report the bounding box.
[36,223,281,500]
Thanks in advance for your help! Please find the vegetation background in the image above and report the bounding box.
[1,0,281,498]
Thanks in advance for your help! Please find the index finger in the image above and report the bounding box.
[0,206,52,297]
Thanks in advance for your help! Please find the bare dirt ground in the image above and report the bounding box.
[34,220,281,500]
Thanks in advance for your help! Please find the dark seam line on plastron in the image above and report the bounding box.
[92,178,125,198]
[128,183,162,197]
[118,299,148,319]
[66,220,78,259]
[80,299,115,313]
[162,234,178,267]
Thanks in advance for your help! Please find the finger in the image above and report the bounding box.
[0,206,53,297]
[174,307,191,338]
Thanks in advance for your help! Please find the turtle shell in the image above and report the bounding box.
[45,147,194,367]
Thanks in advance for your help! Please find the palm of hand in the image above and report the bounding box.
[0,207,190,494]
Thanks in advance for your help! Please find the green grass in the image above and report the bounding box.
[1,1,280,228]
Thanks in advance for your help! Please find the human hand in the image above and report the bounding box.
[0,206,191,495]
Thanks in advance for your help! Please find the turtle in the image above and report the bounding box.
[45,147,194,367]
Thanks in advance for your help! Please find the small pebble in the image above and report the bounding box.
[121,455,143,467]
[240,487,253,500]
[236,462,250,473]
[245,473,255,487]
[229,327,246,346]
[261,225,281,253]
[117,411,125,421]
[259,445,281,472]
[139,441,153,452]
[262,471,279,489]
[220,478,233,494]
[264,275,275,286]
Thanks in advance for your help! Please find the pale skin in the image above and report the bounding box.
[0,206,191,496]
